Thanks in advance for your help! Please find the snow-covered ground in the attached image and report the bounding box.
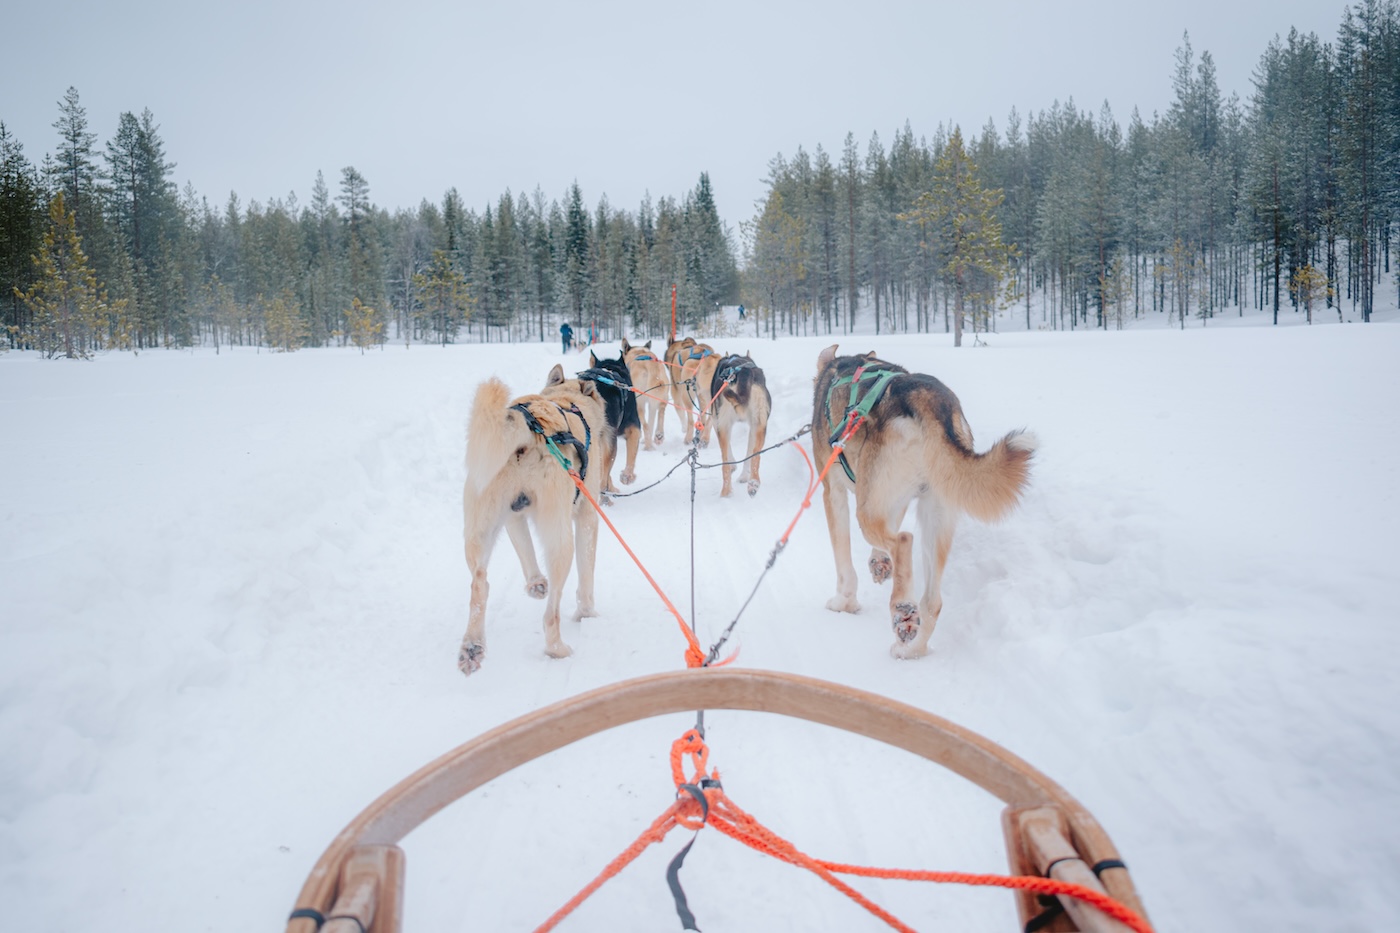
[2,306,1398,932]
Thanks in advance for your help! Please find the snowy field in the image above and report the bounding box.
[3,304,1399,932]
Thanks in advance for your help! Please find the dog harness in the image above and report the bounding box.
[575,366,628,390]
[631,353,654,362]
[687,346,713,361]
[824,363,902,483]
[510,401,591,499]
[712,355,756,390]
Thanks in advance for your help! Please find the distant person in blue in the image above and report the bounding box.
[560,321,573,352]
[738,304,746,321]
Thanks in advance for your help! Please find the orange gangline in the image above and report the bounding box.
[569,473,706,667]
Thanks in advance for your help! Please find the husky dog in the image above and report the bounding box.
[580,349,641,494]
[706,352,772,498]
[459,365,606,674]
[664,336,719,446]
[812,345,1036,659]
[621,338,667,449]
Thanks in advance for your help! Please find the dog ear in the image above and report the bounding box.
[817,344,839,369]
[589,350,599,366]
[620,337,631,351]
[546,364,565,387]
[645,340,652,349]
[579,379,598,397]
[864,350,879,360]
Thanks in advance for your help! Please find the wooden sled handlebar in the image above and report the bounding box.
[287,668,1149,932]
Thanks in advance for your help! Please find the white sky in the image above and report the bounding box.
[3,0,1347,236]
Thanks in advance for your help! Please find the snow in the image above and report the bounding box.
[3,305,1398,932]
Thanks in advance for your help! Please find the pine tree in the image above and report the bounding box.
[903,128,1013,347]
[345,296,382,352]
[1,123,45,345]
[17,193,129,358]
[413,248,470,344]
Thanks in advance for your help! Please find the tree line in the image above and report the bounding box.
[744,3,1400,338]
[0,92,739,357]
[2,1,1397,357]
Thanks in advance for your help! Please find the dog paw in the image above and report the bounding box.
[825,594,860,614]
[458,642,486,675]
[720,484,732,498]
[890,639,929,660]
[600,492,614,507]
[892,602,920,644]
[868,552,893,584]
[654,431,665,445]
[573,603,599,621]
[620,469,635,485]
[545,640,574,659]
[525,576,548,599]
[746,479,760,497]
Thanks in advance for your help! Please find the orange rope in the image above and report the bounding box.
[815,863,1155,933]
[539,730,1155,933]
[531,800,683,933]
[777,413,862,546]
[568,472,706,667]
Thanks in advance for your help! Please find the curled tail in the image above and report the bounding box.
[465,378,530,489]
[943,430,1038,523]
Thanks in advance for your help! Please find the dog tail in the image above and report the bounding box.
[943,429,1038,523]
[465,378,530,489]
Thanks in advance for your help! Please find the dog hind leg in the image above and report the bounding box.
[856,498,919,655]
[505,512,547,599]
[620,425,639,485]
[892,495,957,660]
[461,513,502,675]
[572,501,600,622]
[822,479,861,613]
[536,508,575,659]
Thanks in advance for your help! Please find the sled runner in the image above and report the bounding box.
[286,668,1150,933]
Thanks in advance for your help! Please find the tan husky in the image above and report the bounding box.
[664,336,720,446]
[812,345,1036,659]
[459,365,607,675]
[621,338,667,449]
[707,352,771,497]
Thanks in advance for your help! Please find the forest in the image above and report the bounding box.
[1,1,1397,357]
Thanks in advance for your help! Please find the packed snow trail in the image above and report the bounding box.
[2,321,1397,931]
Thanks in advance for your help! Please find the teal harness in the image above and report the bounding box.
[824,364,902,482]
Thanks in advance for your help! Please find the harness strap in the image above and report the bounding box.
[714,357,756,390]
[510,401,593,500]
[687,347,713,360]
[824,364,902,483]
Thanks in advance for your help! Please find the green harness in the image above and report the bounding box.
[825,364,902,482]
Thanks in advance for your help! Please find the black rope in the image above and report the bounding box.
[287,908,325,929]
[704,539,784,666]
[326,917,366,933]
[688,428,703,738]
[693,424,811,470]
[605,455,692,498]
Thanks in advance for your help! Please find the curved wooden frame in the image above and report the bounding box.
[288,668,1148,932]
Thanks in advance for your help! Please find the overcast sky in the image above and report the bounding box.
[4,0,1347,237]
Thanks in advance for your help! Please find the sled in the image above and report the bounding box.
[285,668,1150,933]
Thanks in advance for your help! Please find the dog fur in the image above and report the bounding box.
[583,349,641,494]
[812,345,1036,659]
[665,336,720,446]
[706,352,772,497]
[459,368,607,674]
[621,338,668,449]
